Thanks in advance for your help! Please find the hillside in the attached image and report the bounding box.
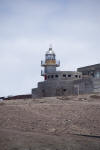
[0,94,100,150]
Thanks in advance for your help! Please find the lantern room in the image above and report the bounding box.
[41,47,60,78]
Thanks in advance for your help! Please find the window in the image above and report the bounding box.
[79,75,81,78]
[63,89,67,92]
[68,74,71,77]
[95,72,100,79]
[55,75,58,78]
[51,75,54,78]
[63,74,66,77]
[91,72,94,77]
[75,75,78,78]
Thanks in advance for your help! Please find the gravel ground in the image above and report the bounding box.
[0,94,100,150]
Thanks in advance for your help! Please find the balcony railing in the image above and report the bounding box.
[41,60,45,66]
[56,60,60,67]
[41,70,45,76]
[41,60,60,67]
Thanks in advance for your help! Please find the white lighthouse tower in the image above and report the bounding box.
[41,46,60,80]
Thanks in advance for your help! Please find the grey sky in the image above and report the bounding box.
[0,0,100,96]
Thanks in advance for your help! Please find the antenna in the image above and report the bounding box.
[49,44,53,50]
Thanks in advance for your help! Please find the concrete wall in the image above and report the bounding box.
[45,66,56,74]
[74,77,93,94]
[32,88,40,98]
[77,64,100,93]
[32,65,100,98]
[34,77,93,97]
[92,78,100,93]
[46,71,82,81]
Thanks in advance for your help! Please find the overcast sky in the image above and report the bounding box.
[0,0,100,97]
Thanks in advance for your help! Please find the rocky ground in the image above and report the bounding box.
[0,94,100,150]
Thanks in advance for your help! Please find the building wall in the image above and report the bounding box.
[45,65,56,74]
[74,77,93,94]
[32,77,93,98]
[78,64,100,93]
[32,88,39,98]
[32,64,100,98]
[46,71,82,81]
[37,80,74,97]
[92,78,100,93]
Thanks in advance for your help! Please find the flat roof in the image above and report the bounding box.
[77,63,100,72]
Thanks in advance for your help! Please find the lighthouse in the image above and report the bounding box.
[32,46,83,98]
[41,46,60,80]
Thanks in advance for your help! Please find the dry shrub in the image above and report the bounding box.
[90,94,100,99]
[0,102,5,106]
[78,98,87,101]
[57,96,70,100]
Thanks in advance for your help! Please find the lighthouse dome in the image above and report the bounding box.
[46,47,55,55]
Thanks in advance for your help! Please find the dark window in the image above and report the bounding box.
[79,75,81,78]
[91,72,94,77]
[68,74,71,77]
[63,74,66,77]
[75,75,78,78]
[51,75,54,78]
[63,89,67,92]
[55,75,58,78]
